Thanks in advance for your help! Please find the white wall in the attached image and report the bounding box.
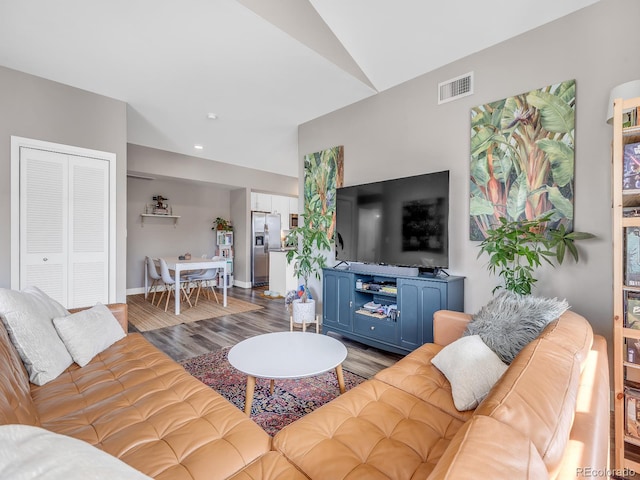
[231,188,251,287]
[126,176,233,291]
[0,66,128,301]
[128,143,298,196]
[298,0,640,346]
[127,143,299,288]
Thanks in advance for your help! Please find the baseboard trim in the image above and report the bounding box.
[127,281,251,296]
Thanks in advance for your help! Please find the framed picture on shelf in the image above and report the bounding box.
[626,387,640,439]
[624,142,640,190]
[627,292,640,329]
[623,108,638,128]
[627,338,640,364]
[626,227,640,286]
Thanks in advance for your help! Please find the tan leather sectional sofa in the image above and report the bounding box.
[0,304,608,479]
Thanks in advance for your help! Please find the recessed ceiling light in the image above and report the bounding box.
[194,144,204,150]
[207,113,218,120]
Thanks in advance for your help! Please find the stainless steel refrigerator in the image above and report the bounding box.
[251,212,282,286]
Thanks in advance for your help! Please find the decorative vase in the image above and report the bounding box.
[292,299,315,324]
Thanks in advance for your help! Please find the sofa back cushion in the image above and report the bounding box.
[0,320,39,426]
[473,312,592,476]
[538,310,594,366]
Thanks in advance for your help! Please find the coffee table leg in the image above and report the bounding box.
[335,364,346,394]
[270,379,275,395]
[244,375,256,415]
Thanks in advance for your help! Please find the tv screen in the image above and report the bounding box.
[335,170,449,269]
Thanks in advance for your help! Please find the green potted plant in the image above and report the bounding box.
[477,213,594,295]
[285,205,332,323]
[212,217,232,231]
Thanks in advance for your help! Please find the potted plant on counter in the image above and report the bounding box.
[285,204,332,324]
[477,213,594,295]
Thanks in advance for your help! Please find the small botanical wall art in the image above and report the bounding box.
[304,145,344,240]
[469,79,576,240]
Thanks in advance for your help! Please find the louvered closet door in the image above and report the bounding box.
[20,148,110,308]
[20,148,69,306]
[68,156,109,307]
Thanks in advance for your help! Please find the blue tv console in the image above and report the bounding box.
[322,267,464,355]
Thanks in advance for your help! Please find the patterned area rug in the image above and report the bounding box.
[127,293,263,331]
[181,348,366,436]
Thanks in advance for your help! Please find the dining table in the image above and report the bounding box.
[145,257,228,314]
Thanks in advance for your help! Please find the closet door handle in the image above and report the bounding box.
[43,257,48,262]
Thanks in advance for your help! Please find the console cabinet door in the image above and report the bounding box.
[398,279,445,349]
[398,281,420,350]
[323,271,353,330]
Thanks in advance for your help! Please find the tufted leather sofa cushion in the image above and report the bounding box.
[374,343,474,422]
[29,333,271,480]
[227,451,309,480]
[427,415,548,479]
[273,378,465,479]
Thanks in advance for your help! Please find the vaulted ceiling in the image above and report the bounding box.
[0,0,599,176]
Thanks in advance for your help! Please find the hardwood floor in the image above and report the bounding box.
[131,286,404,379]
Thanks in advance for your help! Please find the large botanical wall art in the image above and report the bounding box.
[304,145,344,240]
[469,79,576,240]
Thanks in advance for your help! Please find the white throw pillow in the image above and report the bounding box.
[432,335,508,411]
[0,287,73,386]
[0,424,152,480]
[53,303,126,367]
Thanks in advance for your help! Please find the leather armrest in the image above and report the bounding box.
[556,334,610,477]
[433,310,472,346]
[68,303,128,333]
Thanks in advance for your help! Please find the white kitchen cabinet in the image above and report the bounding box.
[251,192,272,212]
[289,197,299,215]
[271,195,289,226]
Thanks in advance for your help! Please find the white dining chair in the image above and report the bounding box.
[186,257,221,306]
[145,256,164,306]
[157,258,193,312]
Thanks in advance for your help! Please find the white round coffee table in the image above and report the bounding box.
[228,331,348,415]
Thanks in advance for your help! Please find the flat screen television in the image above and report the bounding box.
[334,170,449,270]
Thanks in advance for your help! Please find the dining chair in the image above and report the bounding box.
[157,258,193,312]
[186,257,221,306]
[145,256,164,306]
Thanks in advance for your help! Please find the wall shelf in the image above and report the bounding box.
[140,214,180,227]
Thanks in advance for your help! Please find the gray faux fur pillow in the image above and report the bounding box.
[464,291,569,364]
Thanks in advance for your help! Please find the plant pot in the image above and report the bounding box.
[292,299,315,324]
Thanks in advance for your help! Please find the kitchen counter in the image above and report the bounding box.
[268,250,297,297]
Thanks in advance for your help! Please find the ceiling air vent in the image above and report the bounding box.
[438,72,474,105]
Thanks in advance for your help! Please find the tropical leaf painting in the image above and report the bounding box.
[469,80,576,240]
[304,146,344,241]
